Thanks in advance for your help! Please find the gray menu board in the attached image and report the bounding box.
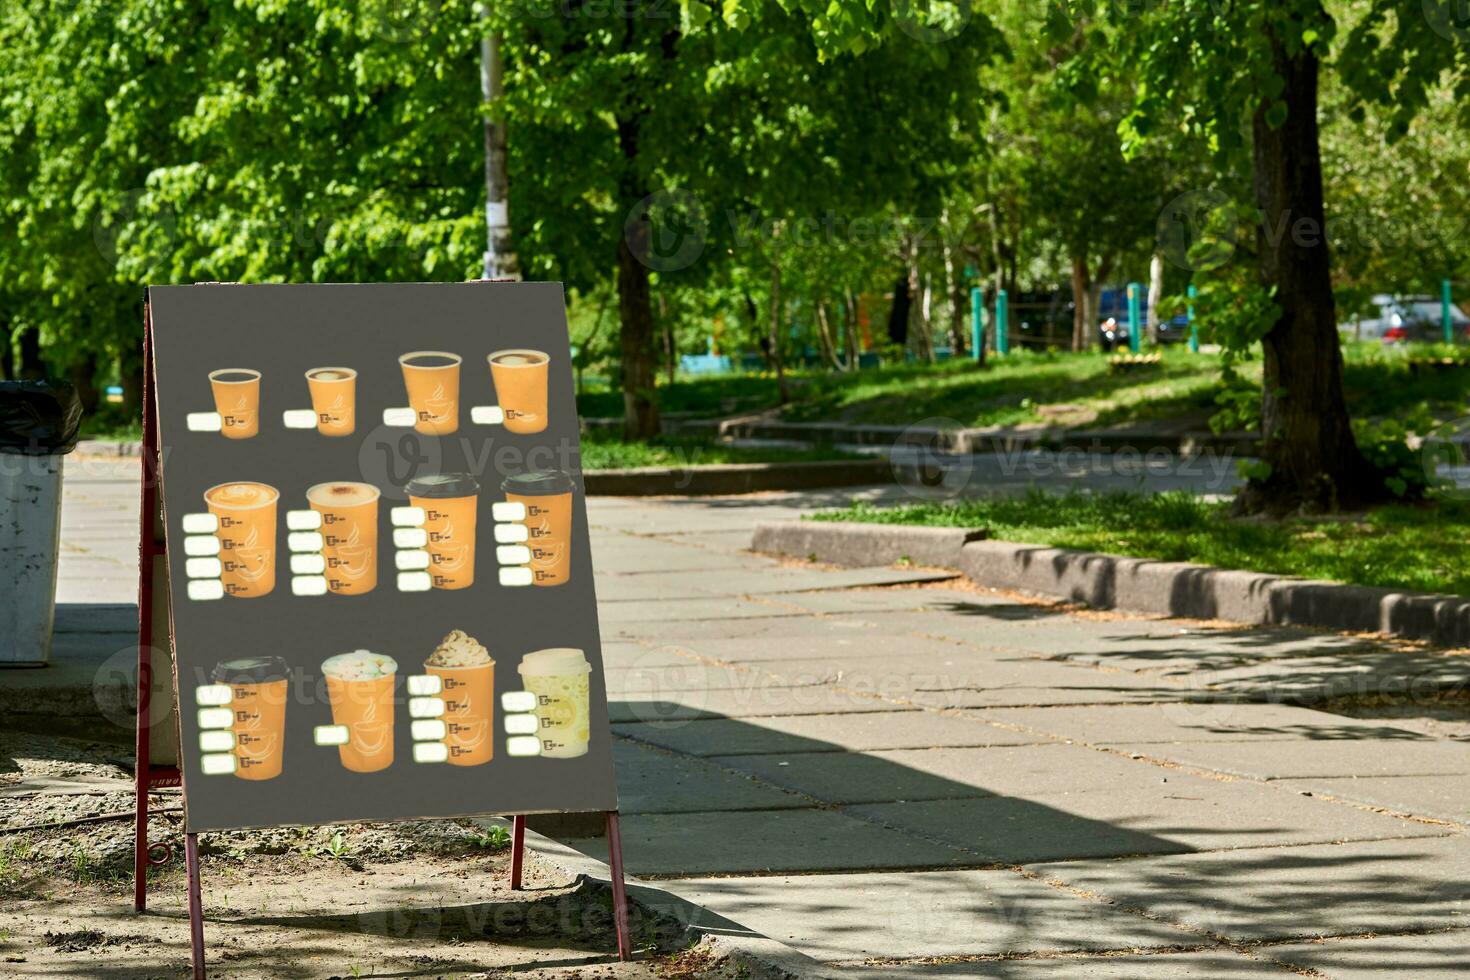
[148,282,617,831]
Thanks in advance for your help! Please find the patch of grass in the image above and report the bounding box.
[471,825,512,850]
[579,432,854,470]
[812,489,1470,596]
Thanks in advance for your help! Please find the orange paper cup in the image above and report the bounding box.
[487,349,550,435]
[426,663,494,766]
[323,676,397,773]
[406,473,480,591]
[398,351,461,436]
[209,369,261,439]
[205,482,279,598]
[213,657,289,781]
[305,367,357,437]
[501,470,573,587]
[307,482,380,595]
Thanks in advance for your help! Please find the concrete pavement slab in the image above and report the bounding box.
[743,655,1197,708]
[593,574,720,602]
[565,808,972,875]
[773,587,1023,616]
[663,868,1191,961]
[821,950,1297,978]
[1114,738,1470,780]
[589,540,772,574]
[850,769,1444,861]
[1266,928,1470,978]
[615,711,1042,757]
[1029,835,1470,941]
[606,613,883,642]
[597,597,814,624]
[708,743,1157,805]
[664,632,987,665]
[653,567,958,596]
[610,740,809,814]
[607,686,902,723]
[603,663,826,696]
[1280,774,1470,824]
[974,702,1432,746]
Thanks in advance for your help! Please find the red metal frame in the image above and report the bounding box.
[135,305,184,915]
[134,300,632,974]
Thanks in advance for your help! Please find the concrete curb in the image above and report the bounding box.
[753,521,1470,648]
[583,458,892,496]
[752,520,987,570]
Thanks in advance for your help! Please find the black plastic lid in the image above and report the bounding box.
[213,656,290,684]
[405,472,480,498]
[500,469,574,496]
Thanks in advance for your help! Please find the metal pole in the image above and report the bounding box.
[1187,284,1200,354]
[995,289,1009,355]
[1444,278,1454,344]
[509,815,526,890]
[1127,282,1142,353]
[605,812,632,961]
[186,833,205,979]
[970,286,983,362]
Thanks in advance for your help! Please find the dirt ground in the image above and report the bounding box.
[0,730,733,979]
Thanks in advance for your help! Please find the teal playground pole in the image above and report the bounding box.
[1127,282,1142,353]
[1444,279,1454,344]
[970,286,984,361]
[1187,284,1200,353]
[995,289,1009,355]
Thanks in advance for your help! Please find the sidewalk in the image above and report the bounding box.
[41,457,1470,977]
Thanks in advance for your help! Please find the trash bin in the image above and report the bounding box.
[0,380,84,665]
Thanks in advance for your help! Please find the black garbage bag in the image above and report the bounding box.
[0,380,84,455]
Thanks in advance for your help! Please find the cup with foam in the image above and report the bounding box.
[204,481,279,598]
[306,481,380,595]
[424,630,494,766]
[487,349,550,435]
[517,647,591,758]
[321,650,398,773]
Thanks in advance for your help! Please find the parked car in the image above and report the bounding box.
[1339,294,1470,344]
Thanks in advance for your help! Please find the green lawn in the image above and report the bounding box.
[812,489,1470,596]
[573,342,1470,433]
[579,431,854,469]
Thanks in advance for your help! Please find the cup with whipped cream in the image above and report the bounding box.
[424,630,494,766]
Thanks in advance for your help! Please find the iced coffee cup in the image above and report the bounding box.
[209,369,261,439]
[406,473,479,590]
[398,351,461,436]
[487,349,550,435]
[322,651,397,773]
[501,470,573,587]
[424,630,494,766]
[305,367,356,437]
[204,481,279,598]
[517,648,591,759]
[213,657,289,781]
[306,481,380,595]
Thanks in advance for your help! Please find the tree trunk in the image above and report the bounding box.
[1241,17,1377,513]
[843,291,860,372]
[0,321,12,379]
[768,262,789,404]
[1069,253,1091,353]
[886,275,910,349]
[69,354,100,416]
[1147,251,1164,344]
[16,327,44,379]
[940,209,967,357]
[479,27,519,280]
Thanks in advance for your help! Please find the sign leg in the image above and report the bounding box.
[509,814,526,890]
[133,663,149,914]
[185,833,205,980]
[605,811,631,962]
